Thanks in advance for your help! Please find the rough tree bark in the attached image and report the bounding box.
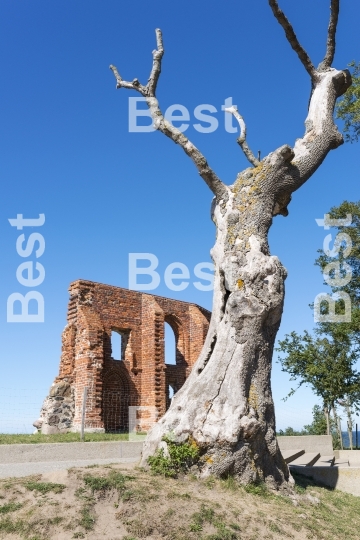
[110,0,351,489]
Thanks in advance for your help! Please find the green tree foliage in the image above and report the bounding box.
[278,406,340,449]
[336,61,360,142]
[315,200,360,307]
[277,405,327,437]
[277,328,360,409]
[277,426,306,436]
[315,201,360,445]
[315,199,360,410]
[278,201,360,448]
[303,405,328,435]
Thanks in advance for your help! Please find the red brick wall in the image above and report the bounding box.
[55,280,210,432]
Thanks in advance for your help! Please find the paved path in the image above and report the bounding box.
[0,457,138,479]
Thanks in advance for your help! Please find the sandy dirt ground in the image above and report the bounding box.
[0,462,359,540]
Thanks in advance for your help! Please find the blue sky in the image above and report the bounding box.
[0,0,359,432]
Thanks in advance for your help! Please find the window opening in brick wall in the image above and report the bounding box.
[111,330,122,361]
[169,384,175,400]
[165,322,176,365]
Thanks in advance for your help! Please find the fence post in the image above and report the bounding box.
[80,386,88,442]
[356,423,358,450]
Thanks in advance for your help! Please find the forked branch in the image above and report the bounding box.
[225,106,260,167]
[268,0,316,80]
[109,29,164,97]
[109,64,147,94]
[110,29,228,200]
[318,0,340,70]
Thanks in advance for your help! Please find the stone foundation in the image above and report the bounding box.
[34,381,75,434]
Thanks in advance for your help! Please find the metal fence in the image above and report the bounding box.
[0,385,356,447]
[0,385,159,435]
[98,392,158,437]
[0,386,45,434]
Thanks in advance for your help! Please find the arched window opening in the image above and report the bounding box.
[169,385,175,400]
[102,371,130,432]
[165,322,176,365]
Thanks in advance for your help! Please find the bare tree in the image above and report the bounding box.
[110,0,351,489]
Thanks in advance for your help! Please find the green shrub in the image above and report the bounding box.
[147,436,199,477]
[83,475,112,492]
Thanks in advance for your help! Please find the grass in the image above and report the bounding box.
[83,470,134,493]
[74,470,137,532]
[242,482,272,497]
[0,432,129,444]
[190,504,239,539]
[0,502,23,514]
[0,517,28,535]
[1,465,360,539]
[0,516,44,538]
[24,481,66,494]
[78,506,96,531]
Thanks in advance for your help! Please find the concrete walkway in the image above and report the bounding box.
[277,436,360,496]
[0,441,142,479]
[0,457,138,478]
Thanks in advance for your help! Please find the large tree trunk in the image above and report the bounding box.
[140,68,351,488]
[110,0,351,489]
[144,197,289,487]
[141,168,290,487]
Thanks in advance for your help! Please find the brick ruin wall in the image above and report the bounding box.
[34,280,211,434]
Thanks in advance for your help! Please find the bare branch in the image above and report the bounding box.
[109,29,164,97]
[149,108,228,199]
[225,106,260,167]
[110,29,228,201]
[109,64,147,95]
[268,0,316,80]
[318,0,340,70]
[147,28,164,96]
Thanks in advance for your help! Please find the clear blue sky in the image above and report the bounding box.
[1,0,359,432]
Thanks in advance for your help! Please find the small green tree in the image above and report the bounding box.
[303,405,328,436]
[278,200,360,449]
[277,327,360,448]
[277,329,360,406]
[277,426,305,437]
[277,406,340,448]
[315,200,360,309]
[336,61,360,142]
[315,200,360,449]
